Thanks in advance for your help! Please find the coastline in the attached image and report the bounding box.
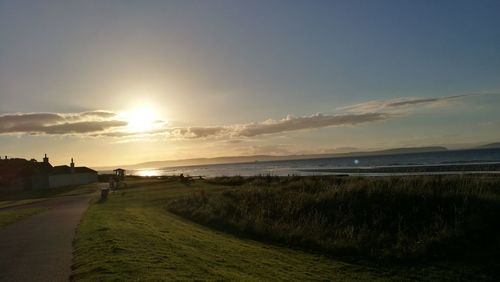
[300,162,500,175]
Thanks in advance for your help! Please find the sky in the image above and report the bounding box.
[1,0,500,167]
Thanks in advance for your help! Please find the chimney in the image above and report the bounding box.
[43,154,49,164]
[70,157,75,174]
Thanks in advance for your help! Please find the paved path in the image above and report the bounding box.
[0,192,97,282]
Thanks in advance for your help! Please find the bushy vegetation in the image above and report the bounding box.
[169,175,500,262]
[204,176,246,186]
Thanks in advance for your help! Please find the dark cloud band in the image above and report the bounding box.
[0,112,126,135]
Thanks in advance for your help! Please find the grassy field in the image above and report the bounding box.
[72,177,496,281]
[0,207,49,227]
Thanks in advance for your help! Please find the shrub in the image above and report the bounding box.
[169,175,500,260]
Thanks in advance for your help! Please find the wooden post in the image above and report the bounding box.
[101,187,109,201]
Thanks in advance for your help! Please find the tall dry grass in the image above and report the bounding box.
[169,175,500,260]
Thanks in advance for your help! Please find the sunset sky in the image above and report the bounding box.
[1,0,500,167]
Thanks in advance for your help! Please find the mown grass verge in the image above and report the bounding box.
[0,183,99,202]
[0,207,49,228]
[0,198,46,209]
[0,184,98,228]
[169,175,500,278]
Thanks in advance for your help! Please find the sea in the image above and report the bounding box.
[128,148,500,177]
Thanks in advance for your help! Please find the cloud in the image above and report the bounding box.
[161,92,493,140]
[386,94,473,108]
[79,110,116,118]
[92,128,166,138]
[180,127,228,138]
[235,113,390,137]
[341,93,477,113]
[164,112,391,139]
[3,92,491,139]
[1,110,390,139]
[0,112,127,135]
[42,120,127,134]
[0,113,64,133]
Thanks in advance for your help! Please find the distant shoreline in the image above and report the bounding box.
[300,162,500,175]
[95,147,500,172]
[98,151,500,177]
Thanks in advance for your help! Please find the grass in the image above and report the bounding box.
[0,183,99,228]
[170,176,500,262]
[72,177,496,281]
[0,207,49,227]
[0,198,46,209]
[0,183,99,202]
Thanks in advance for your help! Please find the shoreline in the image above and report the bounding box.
[299,162,500,175]
[101,162,500,178]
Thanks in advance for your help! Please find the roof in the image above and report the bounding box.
[0,159,52,187]
[113,168,126,171]
[1,157,96,180]
[52,165,71,175]
[75,167,97,173]
[0,158,50,179]
[52,165,97,175]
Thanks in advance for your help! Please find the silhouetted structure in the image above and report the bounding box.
[0,154,97,191]
[113,168,126,180]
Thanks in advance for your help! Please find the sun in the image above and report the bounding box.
[124,106,160,133]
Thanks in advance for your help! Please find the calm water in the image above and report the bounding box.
[130,148,500,177]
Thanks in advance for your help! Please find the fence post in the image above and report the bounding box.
[101,187,110,201]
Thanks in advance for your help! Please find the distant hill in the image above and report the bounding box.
[344,146,447,157]
[478,142,500,149]
[95,146,448,171]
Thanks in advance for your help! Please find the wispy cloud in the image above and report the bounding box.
[0,111,126,135]
[160,112,391,139]
[87,112,391,140]
[341,93,478,113]
[79,110,116,118]
[234,113,390,137]
[42,120,127,134]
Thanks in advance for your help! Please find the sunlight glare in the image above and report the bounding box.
[135,169,161,177]
[125,106,160,133]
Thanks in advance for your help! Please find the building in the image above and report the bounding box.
[49,158,98,188]
[0,155,97,191]
[113,168,126,180]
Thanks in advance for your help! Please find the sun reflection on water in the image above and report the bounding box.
[135,169,161,177]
